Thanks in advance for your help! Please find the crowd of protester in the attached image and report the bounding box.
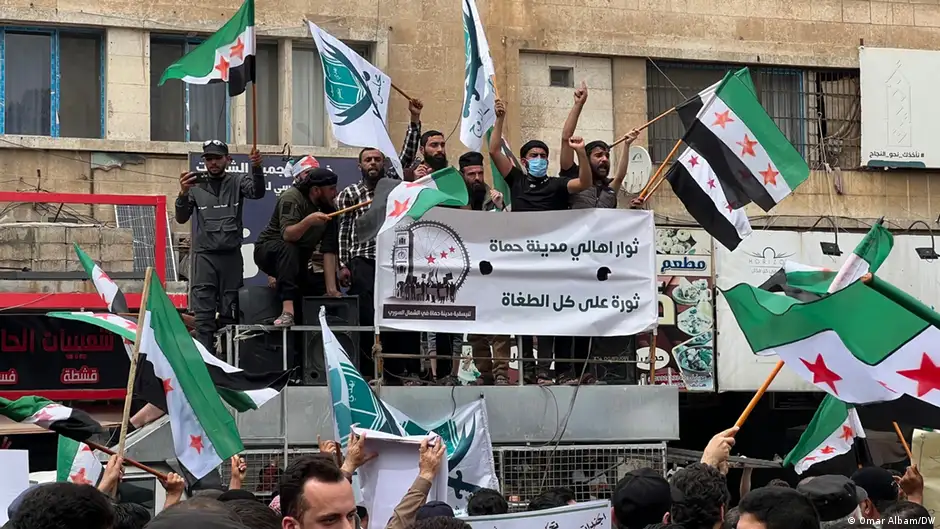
[4,426,933,529]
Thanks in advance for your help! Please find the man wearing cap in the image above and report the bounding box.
[611,468,672,529]
[852,466,906,520]
[797,474,867,527]
[254,167,341,327]
[177,142,265,352]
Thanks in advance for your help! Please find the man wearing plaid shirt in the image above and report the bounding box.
[335,98,430,384]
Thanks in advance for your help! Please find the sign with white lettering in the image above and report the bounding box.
[375,208,657,337]
[461,500,610,529]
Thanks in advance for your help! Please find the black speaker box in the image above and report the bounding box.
[301,296,360,386]
[236,286,297,374]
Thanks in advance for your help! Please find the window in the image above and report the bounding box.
[150,36,228,142]
[645,61,861,169]
[292,42,370,147]
[0,27,103,138]
[246,43,279,145]
[550,67,573,88]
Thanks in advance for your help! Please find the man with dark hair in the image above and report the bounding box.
[412,130,448,178]
[227,498,282,529]
[280,455,356,529]
[527,487,576,511]
[176,141,265,351]
[218,489,258,502]
[882,500,933,529]
[611,468,672,529]
[415,501,455,521]
[9,483,114,529]
[145,509,248,529]
[737,486,819,529]
[466,488,509,516]
[113,502,151,529]
[765,478,790,488]
[336,146,423,382]
[411,518,472,529]
[254,166,341,327]
[667,463,730,529]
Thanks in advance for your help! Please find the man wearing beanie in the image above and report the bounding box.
[611,468,673,529]
[254,166,342,327]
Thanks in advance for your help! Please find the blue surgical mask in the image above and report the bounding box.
[527,158,548,178]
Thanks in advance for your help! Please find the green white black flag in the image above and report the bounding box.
[460,0,497,152]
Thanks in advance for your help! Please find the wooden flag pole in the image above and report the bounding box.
[611,106,675,148]
[85,440,168,481]
[638,138,683,200]
[391,83,415,103]
[114,266,153,495]
[328,199,372,218]
[251,84,259,150]
[893,421,914,462]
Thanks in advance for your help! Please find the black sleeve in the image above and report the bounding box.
[505,165,524,187]
[558,163,579,179]
[320,217,340,255]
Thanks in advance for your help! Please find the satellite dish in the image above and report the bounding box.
[623,146,652,194]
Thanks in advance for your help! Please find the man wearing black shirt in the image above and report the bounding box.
[254,167,341,327]
[487,98,593,384]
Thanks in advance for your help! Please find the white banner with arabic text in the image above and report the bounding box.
[375,208,657,336]
[461,500,611,529]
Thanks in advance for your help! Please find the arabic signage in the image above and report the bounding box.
[461,500,610,529]
[375,208,658,337]
[187,153,360,286]
[637,228,715,391]
[0,314,128,399]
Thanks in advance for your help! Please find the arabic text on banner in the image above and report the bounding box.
[374,208,657,336]
[460,500,611,529]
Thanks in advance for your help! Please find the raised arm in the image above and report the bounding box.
[488,99,515,180]
[239,148,266,199]
[565,136,593,193]
[610,128,639,194]
[399,99,423,169]
[174,171,196,224]
[560,81,587,173]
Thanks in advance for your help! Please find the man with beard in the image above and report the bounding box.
[176,140,265,352]
[488,98,593,385]
[336,148,422,383]
[253,167,341,327]
[412,130,449,178]
[556,81,641,384]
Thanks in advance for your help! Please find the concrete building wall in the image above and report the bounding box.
[1,0,940,244]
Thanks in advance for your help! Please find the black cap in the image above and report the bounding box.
[797,474,867,521]
[202,140,229,157]
[217,489,257,502]
[852,467,900,504]
[585,140,610,155]
[295,167,339,189]
[612,468,672,529]
[145,510,248,529]
[520,140,549,158]
[458,151,484,170]
[415,501,455,521]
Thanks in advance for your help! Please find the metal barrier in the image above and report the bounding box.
[220,443,669,504]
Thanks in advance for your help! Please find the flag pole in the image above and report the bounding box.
[611,106,675,147]
[85,440,168,481]
[251,84,258,149]
[391,83,415,102]
[892,421,914,462]
[638,138,683,200]
[114,266,153,495]
[328,199,372,218]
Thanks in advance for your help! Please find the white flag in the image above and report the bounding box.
[460,0,497,151]
[306,21,403,177]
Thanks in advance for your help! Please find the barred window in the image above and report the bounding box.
[645,61,860,170]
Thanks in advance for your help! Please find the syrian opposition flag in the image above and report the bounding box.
[76,244,128,314]
[783,395,866,474]
[283,155,320,181]
[307,21,403,178]
[0,396,102,441]
[356,167,469,242]
[158,0,255,96]
[675,68,755,130]
[723,277,940,406]
[682,68,809,212]
[666,146,751,251]
[57,436,104,486]
[484,129,517,209]
[460,0,497,153]
[139,273,243,479]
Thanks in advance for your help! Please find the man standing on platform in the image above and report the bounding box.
[254,167,342,327]
[176,140,265,353]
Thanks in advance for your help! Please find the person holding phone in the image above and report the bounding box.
[176,140,265,353]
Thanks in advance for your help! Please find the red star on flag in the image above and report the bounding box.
[712,110,734,129]
[440,250,448,259]
[388,199,410,218]
[34,408,54,422]
[803,456,817,462]
[689,156,700,167]
[449,246,455,253]
[162,378,173,395]
[707,178,716,189]
[215,56,230,81]
[736,135,758,157]
[759,164,779,186]
[426,254,436,264]
[897,353,940,397]
[819,445,835,455]
[300,156,318,169]
[800,354,843,394]
[190,435,205,454]
[725,203,734,213]
[839,425,854,442]
[70,468,92,485]
[81,444,93,452]
[229,38,245,60]
[878,380,897,393]
[405,181,425,188]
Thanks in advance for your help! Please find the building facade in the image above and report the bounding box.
[0,0,938,235]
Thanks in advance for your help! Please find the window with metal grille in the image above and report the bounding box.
[645,61,860,170]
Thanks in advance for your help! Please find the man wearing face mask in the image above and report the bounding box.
[336,148,423,383]
[254,167,341,327]
[488,99,593,384]
[176,140,265,352]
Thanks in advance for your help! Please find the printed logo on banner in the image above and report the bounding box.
[743,246,795,276]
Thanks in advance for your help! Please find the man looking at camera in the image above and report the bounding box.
[254,167,342,327]
[176,140,265,352]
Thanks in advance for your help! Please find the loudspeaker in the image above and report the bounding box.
[236,286,297,375]
[301,296,360,385]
